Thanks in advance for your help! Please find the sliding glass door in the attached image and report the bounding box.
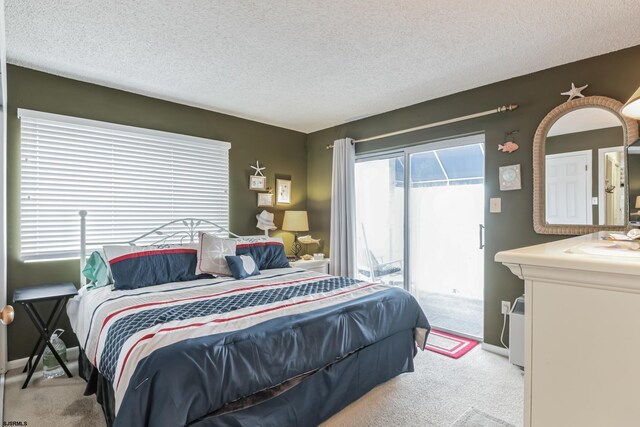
[354,155,404,287]
[355,134,485,339]
[407,141,484,339]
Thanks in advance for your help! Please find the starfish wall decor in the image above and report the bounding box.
[251,160,266,176]
[561,82,588,102]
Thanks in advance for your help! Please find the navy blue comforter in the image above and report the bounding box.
[71,269,429,426]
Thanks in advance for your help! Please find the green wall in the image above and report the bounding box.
[6,65,307,360]
[306,45,640,349]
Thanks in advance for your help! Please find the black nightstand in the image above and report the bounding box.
[13,282,78,389]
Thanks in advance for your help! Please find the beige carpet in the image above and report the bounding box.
[450,408,515,427]
[3,362,103,427]
[322,347,523,427]
[3,348,523,426]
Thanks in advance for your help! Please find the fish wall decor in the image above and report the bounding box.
[498,141,519,153]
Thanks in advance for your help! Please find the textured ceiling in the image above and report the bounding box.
[5,1,640,133]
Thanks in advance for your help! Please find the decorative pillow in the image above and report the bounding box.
[225,255,260,280]
[103,243,202,290]
[82,250,113,289]
[235,236,289,270]
[197,232,237,276]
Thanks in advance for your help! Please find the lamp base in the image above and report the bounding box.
[291,234,302,259]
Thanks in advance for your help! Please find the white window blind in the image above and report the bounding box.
[19,109,231,261]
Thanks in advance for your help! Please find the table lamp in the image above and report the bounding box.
[622,86,640,119]
[282,211,309,259]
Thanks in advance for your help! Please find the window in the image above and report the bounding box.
[19,109,230,261]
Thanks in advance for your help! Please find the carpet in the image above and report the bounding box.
[451,408,515,427]
[3,362,104,427]
[3,347,523,427]
[426,329,479,359]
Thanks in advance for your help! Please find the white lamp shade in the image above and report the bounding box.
[282,211,309,232]
[622,86,640,119]
[635,196,640,209]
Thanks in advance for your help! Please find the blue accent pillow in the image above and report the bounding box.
[225,255,260,279]
[236,237,290,270]
[104,245,204,290]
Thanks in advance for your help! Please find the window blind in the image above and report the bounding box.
[19,109,231,261]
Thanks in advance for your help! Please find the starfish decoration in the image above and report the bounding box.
[561,82,588,102]
[251,160,265,177]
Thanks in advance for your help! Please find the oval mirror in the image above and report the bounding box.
[533,96,639,235]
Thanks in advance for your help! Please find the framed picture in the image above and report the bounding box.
[249,175,266,191]
[276,179,291,204]
[499,164,522,191]
[257,192,274,207]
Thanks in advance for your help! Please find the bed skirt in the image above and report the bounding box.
[79,328,418,426]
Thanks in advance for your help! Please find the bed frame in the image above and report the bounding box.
[78,210,241,286]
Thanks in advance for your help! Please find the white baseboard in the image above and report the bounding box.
[6,346,79,372]
[481,342,509,357]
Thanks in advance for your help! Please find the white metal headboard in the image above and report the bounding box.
[79,210,241,286]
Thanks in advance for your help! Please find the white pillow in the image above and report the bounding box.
[196,232,237,276]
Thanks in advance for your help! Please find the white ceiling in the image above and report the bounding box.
[548,108,622,137]
[5,1,640,133]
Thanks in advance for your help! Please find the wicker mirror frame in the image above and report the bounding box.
[533,96,639,235]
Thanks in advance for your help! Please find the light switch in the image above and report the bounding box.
[490,198,501,213]
[592,197,598,205]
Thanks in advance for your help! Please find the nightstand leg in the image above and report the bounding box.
[22,299,63,373]
[21,298,72,389]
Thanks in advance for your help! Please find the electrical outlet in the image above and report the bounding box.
[501,300,511,315]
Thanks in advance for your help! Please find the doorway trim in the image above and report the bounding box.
[0,0,8,375]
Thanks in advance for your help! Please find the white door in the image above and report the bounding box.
[546,150,592,225]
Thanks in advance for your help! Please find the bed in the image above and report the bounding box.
[68,214,430,426]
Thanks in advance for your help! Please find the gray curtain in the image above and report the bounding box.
[329,138,356,277]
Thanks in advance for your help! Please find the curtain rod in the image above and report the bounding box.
[326,104,518,149]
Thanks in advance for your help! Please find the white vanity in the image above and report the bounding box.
[496,232,640,427]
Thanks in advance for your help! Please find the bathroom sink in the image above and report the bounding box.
[565,241,640,257]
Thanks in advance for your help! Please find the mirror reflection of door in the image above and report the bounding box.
[599,148,624,225]
[544,107,625,226]
[626,141,640,225]
[545,150,591,225]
